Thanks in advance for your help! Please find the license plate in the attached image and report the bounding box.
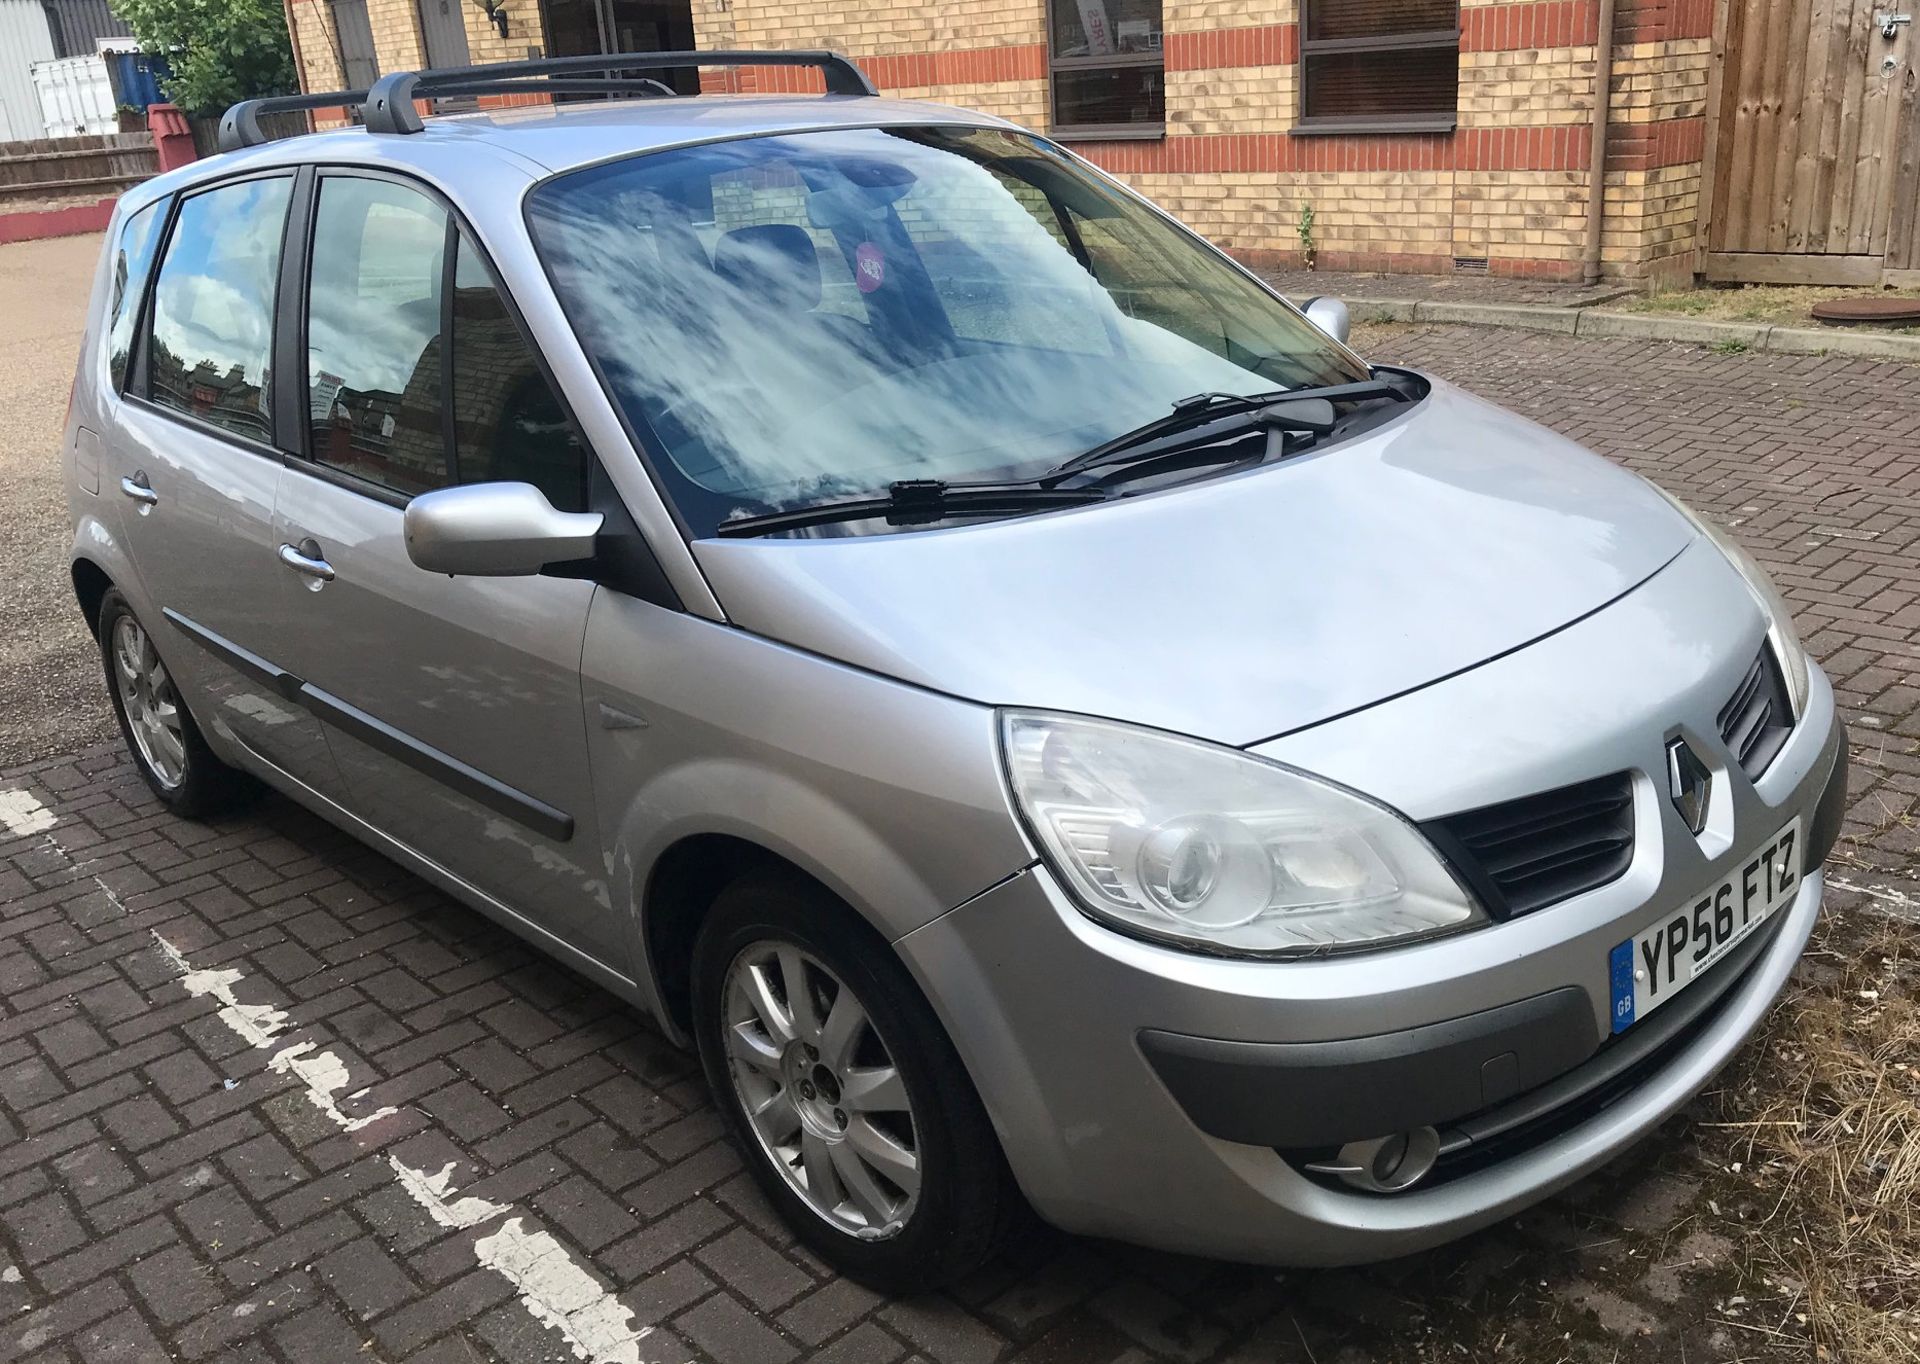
[1607,817,1801,1035]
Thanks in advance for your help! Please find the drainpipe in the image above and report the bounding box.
[284,0,311,94]
[1583,0,1617,286]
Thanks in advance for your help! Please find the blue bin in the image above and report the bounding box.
[108,50,170,112]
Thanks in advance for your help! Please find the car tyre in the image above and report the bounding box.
[692,869,1018,1293]
[97,589,253,818]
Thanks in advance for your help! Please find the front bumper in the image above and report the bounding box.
[896,543,1845,1264]
[900,766,1835,1266]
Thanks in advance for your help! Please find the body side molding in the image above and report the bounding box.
[161,608,573,841]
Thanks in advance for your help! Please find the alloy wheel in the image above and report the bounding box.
[721,942,921,1238]
[112,615,186,789]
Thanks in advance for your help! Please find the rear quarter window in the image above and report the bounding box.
[106,199,166,391]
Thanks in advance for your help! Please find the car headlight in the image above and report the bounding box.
[1655,487,1810,719]
[1001,711,1483,956]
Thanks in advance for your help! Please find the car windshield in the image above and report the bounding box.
[526,124,1369,538]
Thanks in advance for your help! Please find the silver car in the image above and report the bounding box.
[63,51,1847,1292]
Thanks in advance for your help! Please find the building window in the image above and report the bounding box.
[1298,0,1460,133]
[1048,0,1165,139]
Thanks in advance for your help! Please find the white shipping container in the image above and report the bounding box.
[32,52,117,136]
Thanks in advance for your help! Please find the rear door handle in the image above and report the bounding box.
[119,473,158,505]
[278,538,336,583]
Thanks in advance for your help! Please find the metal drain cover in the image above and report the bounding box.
[1810,296,1920,327]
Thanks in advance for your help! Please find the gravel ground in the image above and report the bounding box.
[0,233,113,769]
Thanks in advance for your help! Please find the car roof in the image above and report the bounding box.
[131,93,1019,208]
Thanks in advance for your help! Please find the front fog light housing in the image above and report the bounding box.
[1001,712,1483,956]
[1655,486,1811,718]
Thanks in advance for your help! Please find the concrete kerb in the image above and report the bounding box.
[1339,296,1920,362]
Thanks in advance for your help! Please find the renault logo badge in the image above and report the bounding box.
[1667,738,1712,835]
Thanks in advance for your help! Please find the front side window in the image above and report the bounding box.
[306,177,452,495]
[146,177,292,443]
[1048,0,1165,136]
[1299,0,1461,130]
[107,199,165,390]
[450,236,589,512]
[304,173,590,508]
[527,126,1366,539]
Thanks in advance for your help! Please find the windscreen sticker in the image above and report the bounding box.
[855,241,886,293]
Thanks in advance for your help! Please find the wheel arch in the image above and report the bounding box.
[640,833,869,1043]
[71,556,115,637]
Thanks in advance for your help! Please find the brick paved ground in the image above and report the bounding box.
[2,324,1916,1364]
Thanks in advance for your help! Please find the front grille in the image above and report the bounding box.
[1424,773,1635,919]
[1718,645,1793,780]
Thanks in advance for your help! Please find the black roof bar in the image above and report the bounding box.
[368,50,876,134]
[220,88,368,153]
[218,49,878,149]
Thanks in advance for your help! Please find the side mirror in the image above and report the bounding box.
[403,482,603,577]
[1300,296,1352,346]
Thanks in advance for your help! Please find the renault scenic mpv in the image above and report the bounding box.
[63,51,1848,1290]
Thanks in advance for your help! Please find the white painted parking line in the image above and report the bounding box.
[152,931,658,1363]
[0,789,54,836]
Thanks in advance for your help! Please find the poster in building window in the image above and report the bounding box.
[1075,0,1114,54]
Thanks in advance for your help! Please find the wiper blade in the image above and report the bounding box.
[1044,376,1414,483]
[713,479,1106,538]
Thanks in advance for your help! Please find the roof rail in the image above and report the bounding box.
[219,50,878,149]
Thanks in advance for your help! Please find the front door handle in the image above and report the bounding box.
[119,472,158,505]
[278,538,336,584]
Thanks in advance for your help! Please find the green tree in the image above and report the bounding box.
[115,0,297,114]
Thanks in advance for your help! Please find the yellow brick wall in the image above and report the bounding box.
[1167,65,1296,137]
[369,0,426,71]
[460,0,527,67]
[290,2,347,90]
[1164,0,1288,28]
[1613,38,1710,124]
[890,78,1050,125]
[699,0,1046,55]
[1458,170,1588,259]
[1114,171,1458,262]
[287,0,1713,287]
[1458,48,1595,128]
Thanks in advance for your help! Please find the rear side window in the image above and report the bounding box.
[305,177,452,495]
[106,199,164,390]
[146,177,293,444]
[450,236,589,512]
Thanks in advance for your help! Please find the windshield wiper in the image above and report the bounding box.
[713,479,1107,539]
[1043,376,1414,484]
[713,375,1417,538]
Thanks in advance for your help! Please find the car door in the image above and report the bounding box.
[252,169,623,970]
[101,171,344,790]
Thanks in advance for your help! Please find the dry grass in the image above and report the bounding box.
[1621,283,1920,329]
[1703,909,1920,1362]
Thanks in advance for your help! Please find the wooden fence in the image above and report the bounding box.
[0,131,155,207]
[185,110,316,159]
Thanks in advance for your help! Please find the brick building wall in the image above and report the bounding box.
[285,0,1719,287]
